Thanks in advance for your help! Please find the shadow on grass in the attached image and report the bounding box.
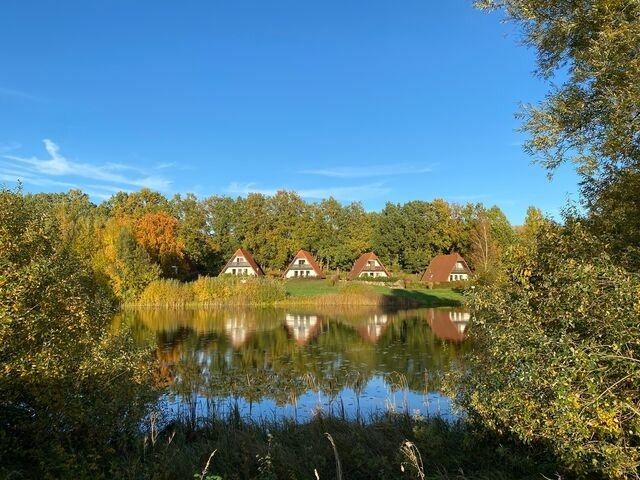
[381,288,464,310]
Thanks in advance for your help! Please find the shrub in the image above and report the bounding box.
[455,221,640,478]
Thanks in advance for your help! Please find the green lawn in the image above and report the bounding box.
[283,278,464,307]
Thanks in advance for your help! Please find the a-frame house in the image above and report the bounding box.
[421,253,471,283]
[348,252,390,280]
[283,249,324,279]
[219,248,265,276]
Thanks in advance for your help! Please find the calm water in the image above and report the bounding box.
[115,306,470,424]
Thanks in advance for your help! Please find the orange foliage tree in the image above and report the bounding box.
[134,211,186,276]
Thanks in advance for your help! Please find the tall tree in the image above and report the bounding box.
[477,0,640,271]
[134,211,186,277]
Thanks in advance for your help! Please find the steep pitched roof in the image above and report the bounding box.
[348,252,390,280]
[221,248,265,276]
[283,249,324,278]
[421,253,470,283]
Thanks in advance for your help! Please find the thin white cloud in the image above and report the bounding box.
[0,141,22,153]
[225,181,391,202]
[155,162,178,170]
[302,163,433,178]
[0,87,45,102]
[2,139,172,191]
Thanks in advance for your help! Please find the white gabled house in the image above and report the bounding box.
[219,248,265,277]
[348,252,390,280]
[283,249,324,279]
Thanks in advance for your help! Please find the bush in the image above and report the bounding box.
[0,188,157,478]
[455,221,640,479]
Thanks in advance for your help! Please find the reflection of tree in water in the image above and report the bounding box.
[117,307,469,410]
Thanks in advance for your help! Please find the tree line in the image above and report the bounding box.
[19,185,544,301]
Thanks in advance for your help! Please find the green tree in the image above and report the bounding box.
[476,0,640,174]
[477,0,640,271]
[459,221,640,478]
[464,1,640,477]
[172,193,219,276]
[0,187,156,477]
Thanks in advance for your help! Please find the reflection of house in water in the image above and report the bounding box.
[358,314,389,342]
[225,317,249,348]
[285,314,320,345]
[427,309,471,342]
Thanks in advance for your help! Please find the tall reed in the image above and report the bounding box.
[137,278,194,307]
[134,275,287,307]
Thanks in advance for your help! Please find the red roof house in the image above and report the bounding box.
[219,248,265,276]
[348,252,390,280]
[421,253,471,283]
[283,249,324,278]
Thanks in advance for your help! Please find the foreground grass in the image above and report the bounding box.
[124,413,565,480]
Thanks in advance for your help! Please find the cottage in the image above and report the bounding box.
[421,253,471,283]
[348,252,390,280]
[219,248,265,276]
[283,249,324,279]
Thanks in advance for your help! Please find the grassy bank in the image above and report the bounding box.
[105,413,564,480]
[133,277,464,308]
[279,281,463,308]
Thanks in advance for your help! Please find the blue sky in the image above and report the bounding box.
[0,1,579,224]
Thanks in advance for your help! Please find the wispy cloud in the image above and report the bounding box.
[0,86,45,102]
[302,163,433,178]
[1,139,172,192]
[225,181,391,202]
[0,141,22,153]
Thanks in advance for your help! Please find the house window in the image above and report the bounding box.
[294,271,299,277]
[305,271,310,277]
[298,259,305,265]
[232,268,236,275]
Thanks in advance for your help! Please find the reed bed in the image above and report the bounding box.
[133,275,287,307]
[131,410,564,480]
[133,276,463,309]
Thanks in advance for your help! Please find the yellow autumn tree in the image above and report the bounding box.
[134,211,186,277]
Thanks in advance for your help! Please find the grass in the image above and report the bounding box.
[132,277,465,309]
[282,279,464,308]
[123,412,566,480]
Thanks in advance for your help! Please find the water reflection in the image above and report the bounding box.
[117,307,470,423]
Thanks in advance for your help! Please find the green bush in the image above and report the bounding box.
[0,188,157,479]
[456,221,640,479]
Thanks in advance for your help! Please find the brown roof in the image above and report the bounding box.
[348,252,390,280]
[283,249,324,278]
[421,253,470,283]
[220,248,265,276]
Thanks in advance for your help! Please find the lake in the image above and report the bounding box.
[115,306,470,425]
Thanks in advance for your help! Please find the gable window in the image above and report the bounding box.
[298,259,305,265]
